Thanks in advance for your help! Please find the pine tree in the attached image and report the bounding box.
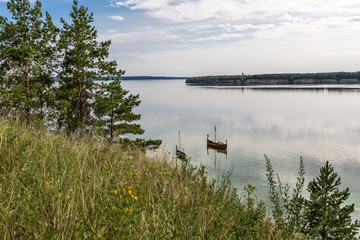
[0,0,42,119]
[303,161,360,239]
[95,79,144,140]
[57,0,121,132]
[31,12,59,120]
[0,0,57,120]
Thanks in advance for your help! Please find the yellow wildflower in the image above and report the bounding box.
[134,196,138,200]
[80,219,84,223]
[129,190,132,194]
[113,190,118,195]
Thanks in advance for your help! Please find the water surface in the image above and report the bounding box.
[122,79,360,219]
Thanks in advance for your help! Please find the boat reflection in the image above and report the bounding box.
[207,147,227,157]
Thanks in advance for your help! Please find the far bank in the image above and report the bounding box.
[186,71,360,86]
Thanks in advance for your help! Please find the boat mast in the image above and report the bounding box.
[214,125,217,142]
[179,130,182,151]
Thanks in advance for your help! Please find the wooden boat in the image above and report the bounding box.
[207,126,227,150]
[176,145,186,159]
[176,131,186,159]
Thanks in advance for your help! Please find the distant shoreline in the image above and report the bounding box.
[186,72,360,86]
[120,76,187,80]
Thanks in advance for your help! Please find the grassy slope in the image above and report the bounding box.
[0,119,284,239]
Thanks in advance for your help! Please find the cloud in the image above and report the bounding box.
[109,0,360,44]
[98,28,179,45]
[110,15,125,21]
[112,0,138,7]
[190,33,243,42]
[112,0,360,23]
[106,0,360,76]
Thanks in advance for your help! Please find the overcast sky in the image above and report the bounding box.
[1,0,360,77]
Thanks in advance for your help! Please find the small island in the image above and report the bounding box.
[186,72,360,86]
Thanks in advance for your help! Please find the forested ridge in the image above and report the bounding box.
[186,72,360,85]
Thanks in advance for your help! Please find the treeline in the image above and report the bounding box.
[0,0,158,147]
[186,72,360,86]
[119,76,186,80]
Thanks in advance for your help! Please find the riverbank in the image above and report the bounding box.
[0,118,285,239]
[186,72,360,86]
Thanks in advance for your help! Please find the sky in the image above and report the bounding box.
[1,0,360,77]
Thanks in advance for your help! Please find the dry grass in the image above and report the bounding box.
[0,118,288,239]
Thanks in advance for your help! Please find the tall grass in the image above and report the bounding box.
[0,118,285,239]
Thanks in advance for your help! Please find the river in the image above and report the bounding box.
[121,79,360,219]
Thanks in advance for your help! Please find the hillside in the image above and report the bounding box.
[0,119,285,239]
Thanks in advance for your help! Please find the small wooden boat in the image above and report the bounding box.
[207,126,227,150]
[176,131,187,159]
[176,145,186,159]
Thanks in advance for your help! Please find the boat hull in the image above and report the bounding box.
[207,140,227,150]
[176,150,186,159]
[176,145,186,159]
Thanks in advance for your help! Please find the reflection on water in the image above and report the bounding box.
[122,80,360,220]
[199,84,360,94]
[207,147,228,157]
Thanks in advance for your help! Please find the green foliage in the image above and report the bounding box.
[57,0,123,132]
[303,161,360,239]
[265,155,306,239]
[0,0,156,148]
[0,0,57,120]
[265,156,359,239]
[0,0,42,119]
[95,79,144,139]
[119,138,162,150]
[32,12,59,120]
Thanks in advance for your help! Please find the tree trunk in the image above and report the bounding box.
[25,69,31,120]
[110,108,114,139]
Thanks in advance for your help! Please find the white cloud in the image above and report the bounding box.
[219,23,275,33]
[191,33,243,42]
[112,0,360,23]
[110,0,360,44]
[113,0,138,7]
[99,28,179,44]
[107,0,360,76]
[110,15,125,21]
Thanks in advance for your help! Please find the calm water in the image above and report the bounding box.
[122,79,360,219]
